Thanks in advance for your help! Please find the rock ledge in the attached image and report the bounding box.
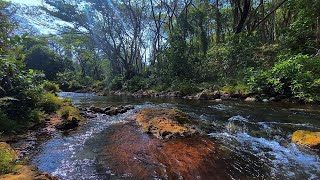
[133,108,197,139]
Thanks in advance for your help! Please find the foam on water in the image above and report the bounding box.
[208,132,320,179]
[209,104,232,111]
[32,111,133,179]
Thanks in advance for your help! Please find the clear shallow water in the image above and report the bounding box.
[31,92,320,179]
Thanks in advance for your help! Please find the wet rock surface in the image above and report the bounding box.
[292,130,320,149]
[97,122,228,179]
[81,105,134,118]
[134,108,197,139]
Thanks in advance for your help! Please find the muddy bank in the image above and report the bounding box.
[97,122,229,179]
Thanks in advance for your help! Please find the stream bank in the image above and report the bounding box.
[27,92,320,179]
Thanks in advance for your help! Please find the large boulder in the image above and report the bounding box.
[244,97,256,102]
[97,122,228,179]
[56,106,82,130]
[195,90,210,100]
[55,117,80,130]
[133,108,197,139]
[292,130,320,148]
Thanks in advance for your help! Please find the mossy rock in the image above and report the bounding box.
[56,117,80,130]
[56,106,82,130]
[134,108,197,139]
[0,142,17,175]
[292,130,320,148]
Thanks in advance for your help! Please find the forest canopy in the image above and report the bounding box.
[1,0,320,134]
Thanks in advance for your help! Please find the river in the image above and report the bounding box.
[30,92,320,179]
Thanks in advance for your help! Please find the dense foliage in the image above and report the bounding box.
[32,0,319,102]
[1,0,320,133]
[0,0,66,134]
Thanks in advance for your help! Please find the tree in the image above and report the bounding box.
[42,0,148,79]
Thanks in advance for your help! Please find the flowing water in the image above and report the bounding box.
[31,92,320,179]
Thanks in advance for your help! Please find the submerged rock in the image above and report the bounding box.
[97,122,228,179]
[133,108,197,139]
[87,105,134,116]
[292,130,320,148]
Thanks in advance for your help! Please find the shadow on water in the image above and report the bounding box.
[31,92,320,179]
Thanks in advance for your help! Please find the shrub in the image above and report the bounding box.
[27,109,43,124]
[222,84,249,95]
[68,80,83,91]
[43,81,60,93]
[105,75,124,91]
[39,93,63,113]
[0,111,18,134]
[92,80,103,91]
[247,54,320,101]
[170,80,200,95]
[57,106,80,120]
[124,76,147,92]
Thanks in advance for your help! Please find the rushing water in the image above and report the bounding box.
[31,92,320,179]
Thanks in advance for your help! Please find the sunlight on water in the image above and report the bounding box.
[31,93,320,179]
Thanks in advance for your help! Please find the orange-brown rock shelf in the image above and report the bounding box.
[97,122,229,179]
[292,130,320,148]
[133,108,197,139]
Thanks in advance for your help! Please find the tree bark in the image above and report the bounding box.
[216,0,222,44]
[235,0,251,34]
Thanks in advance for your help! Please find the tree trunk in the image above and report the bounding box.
[235,0,250,34]
[231,0,239,32]
[216,0,222,44]
[260,0,266,42]
[317,17,320,48]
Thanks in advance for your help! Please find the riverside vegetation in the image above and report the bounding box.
[1,0,320,178]
[1,0,320,102]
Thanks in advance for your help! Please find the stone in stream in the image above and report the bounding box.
[292,130,320,149]
[55,117,80,130]
[87,105,134,116]
[97,122,228,179]
[89,106,105,113]
[244,97,256,102]
[133,108,197,139]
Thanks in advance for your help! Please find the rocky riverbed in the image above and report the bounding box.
[97,108,230,179]
[5,92,319,179]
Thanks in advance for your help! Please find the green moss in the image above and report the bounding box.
[57,106,81,121]
[56,106,81,130]
[0,143,17,175]
[221,84,249,94]
[222,86,236,94]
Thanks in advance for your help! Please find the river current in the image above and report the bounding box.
[30,92,320,179]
